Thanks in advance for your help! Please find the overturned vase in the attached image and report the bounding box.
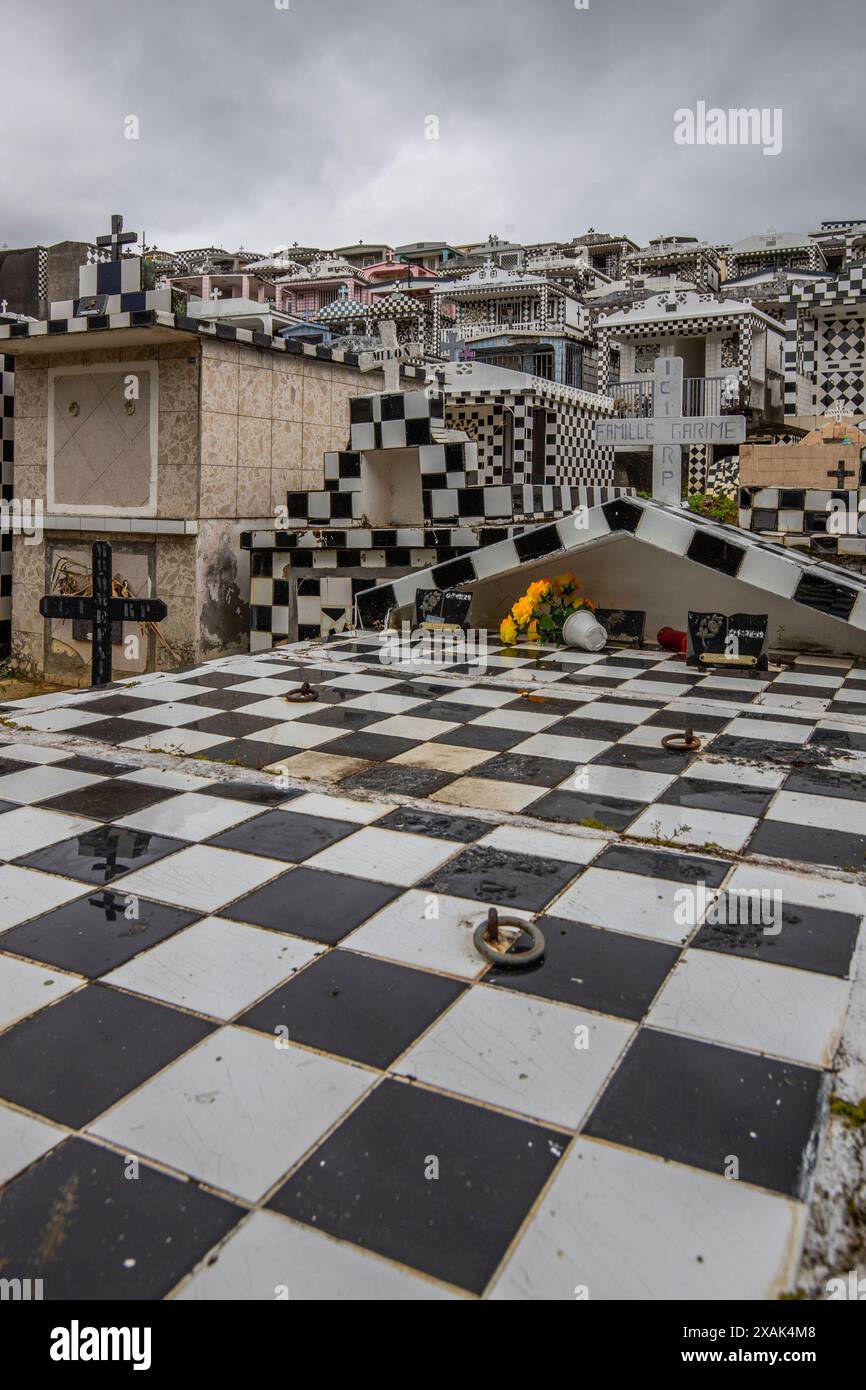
[562,608,607,651]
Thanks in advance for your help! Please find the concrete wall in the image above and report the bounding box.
[739,442,862,487]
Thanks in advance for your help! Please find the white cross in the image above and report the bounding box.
[210,287,222,301]
[0,299,7,314]
[826,400,850,423]
[358,318,422,392]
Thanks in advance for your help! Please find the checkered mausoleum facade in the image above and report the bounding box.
[783,265,866,419]
[243,385,625,647]
[1,352,13,653]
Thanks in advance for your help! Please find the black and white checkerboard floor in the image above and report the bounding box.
[0,634,864,1298]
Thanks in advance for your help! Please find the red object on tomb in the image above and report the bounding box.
[657,627,687,655]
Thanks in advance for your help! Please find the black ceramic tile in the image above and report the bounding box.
[658,776,775,816]
[531,789,644,832]
[711,735,821,764]
[339,765,455,797]
[185,711,283,739]
[746,820,866,871]
[201,739,299,770]
[474,752,576,789]
[783,765,866,801]
[486,916,680,1019]
[321,732,417,762]
[39,779,179,821]
[18,828,186,884]
[240,950,465,1068]
[0,1137,240,1300]
[592,843,730,887]
[420,844,578,912]
[183,671,259,688]
[584,1029,825,1198]
[0,984,213,1127]
[203,781,301,806]
[549,717,628,742]
[290,703,385,731]
[73,694,163,716]
[693,896,862,978]
[0,891,199,978]
[644,709,732,732]
[432,722,525,751]
[71,717,173,746]
[222,866,401,944]
[207,810,357,862]
[809,727,866,754]
[376,807,489,842]
[268,1078,567,1294]
[589,742,697,774]
[54,756,137,777]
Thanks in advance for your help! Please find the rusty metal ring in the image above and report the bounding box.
[661,726,701,752]
[284,681,319,703]
[473,908,545,969]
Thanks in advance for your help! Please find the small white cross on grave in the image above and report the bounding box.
[826,400,851,424]
[0,300,7,314]
[210,287,222,301]
[595,356,747,504]
[358,319,422,393]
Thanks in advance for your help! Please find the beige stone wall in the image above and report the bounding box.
[739,442,862,487]
[199,338,382,521]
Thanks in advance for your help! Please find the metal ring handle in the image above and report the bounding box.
[661,726,701,751]
[284,681,319,704]
[473,908,545,969]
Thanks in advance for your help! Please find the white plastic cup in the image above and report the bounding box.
[562,608,607,652]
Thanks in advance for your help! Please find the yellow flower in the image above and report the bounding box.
[511,597,534,626]
[500,616,517,645]
[527,619,539,642]
[527,580,551,604]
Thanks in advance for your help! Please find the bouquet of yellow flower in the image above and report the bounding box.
[499,573,595,646]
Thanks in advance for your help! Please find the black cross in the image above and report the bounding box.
[40,541,168,687]
[828,459,855,489]
[96,213,137,261]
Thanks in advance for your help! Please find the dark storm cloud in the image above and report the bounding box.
[0,0,863,254]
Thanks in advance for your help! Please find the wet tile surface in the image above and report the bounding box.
[0,633,864,1299]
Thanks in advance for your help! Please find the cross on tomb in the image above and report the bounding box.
[358,318,422,393]
[595,356,747,505]
[39,541,168,687]
[0,299,7,314]
[828,459,855,489]
[826,400,851,424]
[210,287,222,301]
[96,213,138,262]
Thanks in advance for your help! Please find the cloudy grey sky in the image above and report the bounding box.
[1,0,863,255]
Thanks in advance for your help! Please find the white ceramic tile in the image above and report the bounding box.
[833,685,866,704]
[627,803,757,852]
[430,777,547,813]
[119,767,218,791]
[0,954,82,1030]
[582,763,674,802]
[0,765,101,805]
[0,807,99,861]
[396,986,634,1129]
[773,671,845,689]
[489,1138,805,1301]
[339,693,427,715]
[249,721,340,751]
[470,708,561,734]
[648,949,850,1067]
[118,845,282,913]
[0,1102,66,1185]
[280,793,391,824]
[615,678,696,699]
[324,673,402,692]
[758,694,829,715]
[725,716,812,745]
[765,790,866,834]
[509,733,611,764]
[0,744,71,764]
[122,729,226,755]
[105,917,319,1019]
[234,697,331,722]
[360,714,459,741]
[10,709,104,733]
[0,865,88,931]
[177,1210,456,1301]
[477,824,607,864]
[572,700,658,725]
[229,677,310,696]
[346,889,521,979]
[120,681,204,702]
[115,792,264,843]
[437,687,515,709]
[725,864,866,917]
[552,868,715,945]
[684,758,787,789]
[695,675,769,693]
[118,702,206,727]
[89,1026,372,1202]
[305,827,457,886]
